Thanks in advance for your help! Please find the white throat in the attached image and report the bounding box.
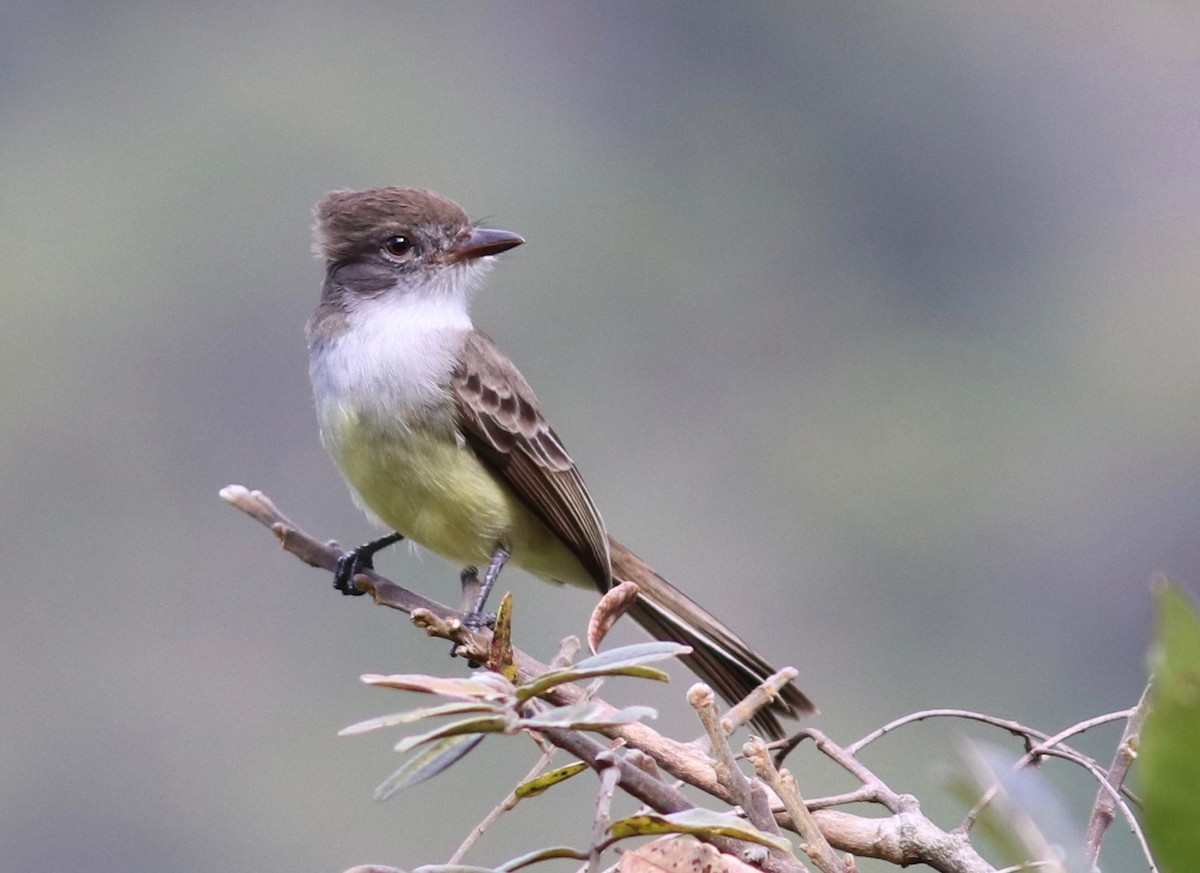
[310,276,476,426]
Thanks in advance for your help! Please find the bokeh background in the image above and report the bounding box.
[3,3,1197,870]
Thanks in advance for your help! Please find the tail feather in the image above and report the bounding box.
[608,538,815,739]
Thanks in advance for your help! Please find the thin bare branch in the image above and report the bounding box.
[220,485,457,619]
[690,684,778,834]
[1083,683,1152,866]
[448,741,558,864]
[959,709,1135,832]
[721,667,801,736]
[850,709,1052,757]
[588,754,623,873]
[747,738,849,873]
[788,729,905,813]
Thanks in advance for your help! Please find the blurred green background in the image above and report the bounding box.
[3,2,1196,870]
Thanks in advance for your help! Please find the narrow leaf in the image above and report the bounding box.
[571,641,692,672]
[362,672,513,701]
[514,762,589,798]
[411,846,589,873]
[519,703,657,730]
[340,701,500,736]
[518,663,672,701]
[497,846,589,870]
[490,592,519,683]
[375,733,484,800]
[393,715,509,754]
[607,809,791,852]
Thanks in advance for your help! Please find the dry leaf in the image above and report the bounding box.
[588,581,641,653]
[617,836,761,873]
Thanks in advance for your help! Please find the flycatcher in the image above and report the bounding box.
[307,187,813,737]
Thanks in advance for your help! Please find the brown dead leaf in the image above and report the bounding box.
[617,836,761,873]
[588,580,641,654]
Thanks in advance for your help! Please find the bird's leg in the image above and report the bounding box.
[459,566,481,613]
[334,532,404,595]
[462,545,509,628]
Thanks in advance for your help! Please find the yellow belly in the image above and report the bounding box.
[324,411,591,586]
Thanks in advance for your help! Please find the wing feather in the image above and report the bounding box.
[451,331,612,590]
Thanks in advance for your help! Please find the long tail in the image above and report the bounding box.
[608,538,815,739]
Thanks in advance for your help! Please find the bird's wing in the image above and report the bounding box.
[451,330,612,590]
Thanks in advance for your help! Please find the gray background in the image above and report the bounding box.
[3,3,1196,870]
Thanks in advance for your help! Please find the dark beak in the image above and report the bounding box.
[447,227,525,262]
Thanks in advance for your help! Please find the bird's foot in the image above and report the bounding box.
[333,532,404,595]
[461,610,497,630]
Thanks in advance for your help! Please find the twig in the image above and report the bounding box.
[788,729,905,813]
[958,709,1135,832]
[832,706,1137,810]
[747,738,849,873]
[780,730,996,872]
[1083,683,1151,865]
[448,742,558,864]
[224,485,762,791]
[690,684,780,835]
[850,709,1062,757]
[587,753,622,873]
[220,485,458,619]
[723,667,800,736]
[538,725,808,873]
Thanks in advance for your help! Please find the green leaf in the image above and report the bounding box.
[340,701,501,736]
[362,672,514,701]
[497,846,589,870]
[518,665,671,700]
[513,762,589,798]
[518,702,657,730]
[570,641,692,671]
[490,591,519,683]
[513,642,687,701]
[1141,584,1200,873]
[392,715,509,754]
[375,733,484,800]
[607,809,791,853]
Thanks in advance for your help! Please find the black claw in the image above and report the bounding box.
[333,532,404,596]
[333,554,367,595]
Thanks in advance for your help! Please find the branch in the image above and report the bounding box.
[958,709,1136,833]
[219,485,458,619]
[1083,683,1154,867]
[832,707,1138,812]
[782,729,994,872]
[746,738,851,873]
[221,485,765,792]
[226,486,1003,873]
[690,684,778,835]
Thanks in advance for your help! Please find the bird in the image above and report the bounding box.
[306,186,814,737]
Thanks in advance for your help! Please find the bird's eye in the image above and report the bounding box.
[382,235,415,257]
